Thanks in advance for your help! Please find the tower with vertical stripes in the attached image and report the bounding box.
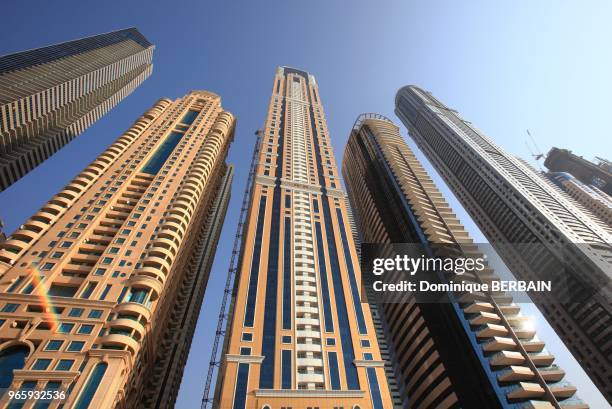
[214,67,392,408]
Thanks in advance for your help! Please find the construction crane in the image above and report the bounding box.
[200,130,262,409]
[525,129,545,161]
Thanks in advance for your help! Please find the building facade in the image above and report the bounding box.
[342,113,586,409]
[395,86,612,404]
[214,67,392,408]
[0,28,154,191]
[0,91,235,408]
[544,148,611,196]
[547,172,612,227]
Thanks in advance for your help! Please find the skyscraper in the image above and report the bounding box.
[0,28,154,191]
[214,67,392,408]
[395,86,612,403]
[544,148,611,195]
[0,91,234,408]
[547,172,612,227]
[343,113,586,409]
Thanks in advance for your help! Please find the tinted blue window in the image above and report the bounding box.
[0,345,29,390]
[141,132,183,175]
[282,335,291,343]
[232,363,249,409]
[180,110,199,125]
[58,323,74,333]
[260,188,282,389]
[2,303,19,312]
[363,353,373,360]
[335,208,367,334]
[74,362,107,409]
[326,338,335,346]
[55,359,74,371]
[6,276,24,292]
[321,199,360,390]
[367,367,384,409]
[99,285,111,301]
[312,199,319,213]
[327,352,341,390]
[282,218,292,330]
[239,347,251,355]
[88,310,103,319]
[32,359,51,370]
[45,340,63,351]
[68,341,85,352]
[315,223,334,332]
[281,350,292,389]
[69,308,83,317]
[78,325,94,335]
[128,288,148,304]
[244,197,267,327]
[241,333,252,342]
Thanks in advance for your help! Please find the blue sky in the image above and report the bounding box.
[1,1,610,407]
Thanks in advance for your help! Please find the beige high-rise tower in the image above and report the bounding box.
[0,91,234,408]
[214,67,393,408]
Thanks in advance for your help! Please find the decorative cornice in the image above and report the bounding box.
[225,354,264,364]
[354,359,385,368]
[254,389,365,398]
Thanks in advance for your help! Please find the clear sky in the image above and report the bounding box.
[1,1,610,407]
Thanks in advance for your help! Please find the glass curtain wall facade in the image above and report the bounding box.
[0,91,234,408]
[214,67,392,409]
[0,28,154,191]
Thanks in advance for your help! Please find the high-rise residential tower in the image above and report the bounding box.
[544,148,611,196]
[214,67,392,408]
[0,91,234,408]
[395,86,612,403]
[343,113,586,409]
[547,172,612,227]
[0,28,154,191]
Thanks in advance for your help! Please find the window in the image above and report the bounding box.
[281,336,291,344]
[69,308,84,317]
[6,276,24,292]
[55,359,74,371]
[93,268,106,276]
[108,247,119,254]
[51,252,63,258]
[74,362,107,409]
[1,303,19,312]
[80,282,97,299]
[360,340,370,348]
[88,310,103,319]
[363,353,373,360]
[45,340,64,351]
[48,284,77,297]
[67,341,85,352]
[281,350,292,389]
[101,257,113,264]
[240,347,251,356]
[128,288,148,304]
[78,324,94,335]
[32,359,52,370]
[326,338,335,346]
[0,345,29,390]
[327,352,341,390]
[41,262,55,270]
[99,284,112,301]
[58,323,74,333]
[60,241,72,248]
[242,333,253,342]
